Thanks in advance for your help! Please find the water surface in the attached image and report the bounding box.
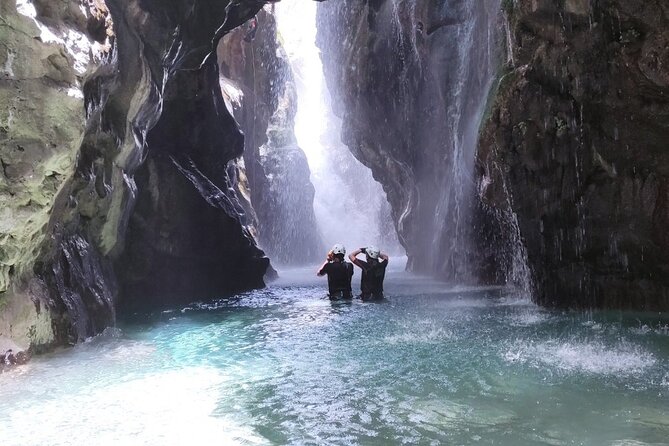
[1,266,668,445]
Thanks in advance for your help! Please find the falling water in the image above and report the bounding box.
[313,0,508,282]
[427,0,502,281]
[275,1,401,255]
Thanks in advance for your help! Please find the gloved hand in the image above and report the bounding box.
[360,247,367,254]
[327,250,334,261]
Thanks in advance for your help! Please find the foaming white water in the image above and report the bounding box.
[507,309,552,326]
[275,1,401,253]
[630,323,669,336]
[504,340,656,375]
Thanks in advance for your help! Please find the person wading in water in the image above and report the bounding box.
[349,246,389,300]
[317,244,354,300]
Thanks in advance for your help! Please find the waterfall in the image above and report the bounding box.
[384,0,504,281]
[275,1,401,256]
[313,0,509,283]
[426,1,502,281]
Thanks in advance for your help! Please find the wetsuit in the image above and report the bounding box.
[318,260,353,299]
[352,258,387,300]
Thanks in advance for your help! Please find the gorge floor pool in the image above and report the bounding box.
[1,266,668,445]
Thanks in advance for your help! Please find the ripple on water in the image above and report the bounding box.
[503,339,656,376]
[3,277,668,445]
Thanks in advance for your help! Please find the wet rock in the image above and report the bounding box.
[0,0,93,351]
[0,337,31,369]
[218,11,323,265]
[317,0,503,282]
[38,234,116,343]
[1,0,268,349]
[478,0,669,310]
[319,0,669,310]
[116,64,270,311]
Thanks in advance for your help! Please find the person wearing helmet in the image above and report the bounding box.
[317,244,354,300]
[349,246,389,300]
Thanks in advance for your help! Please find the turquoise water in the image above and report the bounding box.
[1,266,668,445]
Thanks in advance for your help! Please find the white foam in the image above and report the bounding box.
[630,324,669,336]
[581,320,605,332]
[384,319,454,345]
[504,339,656,376]
[507,310,551,327]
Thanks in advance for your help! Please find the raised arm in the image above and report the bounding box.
[348,248,363,263]
[318,251,335,276]
[317,260,329,276]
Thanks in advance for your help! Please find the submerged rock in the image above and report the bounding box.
[0,337,30,369]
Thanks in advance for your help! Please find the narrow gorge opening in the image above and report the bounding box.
[275,1,402,257]
[216,1,404,272]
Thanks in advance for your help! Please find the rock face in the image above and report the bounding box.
[217,11,323,265]
[317,0,504,282]
[0,0,107,351]
[1,0,269,351]
[478,0,669,309]
[115,63,269,312]
[319,0,669,310]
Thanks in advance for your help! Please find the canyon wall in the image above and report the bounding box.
[217,11,323,266]
[0,0,268,353]
[317,0,505,283]
[479,0,669,309]
[318,0,669,310]
[3,0,668,363]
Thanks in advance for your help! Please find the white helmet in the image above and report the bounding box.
[331,244,346,255]
[366,245,380,259]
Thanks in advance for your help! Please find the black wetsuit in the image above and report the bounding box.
[318,260,353,299]
[353,259,387,300]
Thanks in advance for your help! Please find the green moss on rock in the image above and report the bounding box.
[0,0,85,349]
